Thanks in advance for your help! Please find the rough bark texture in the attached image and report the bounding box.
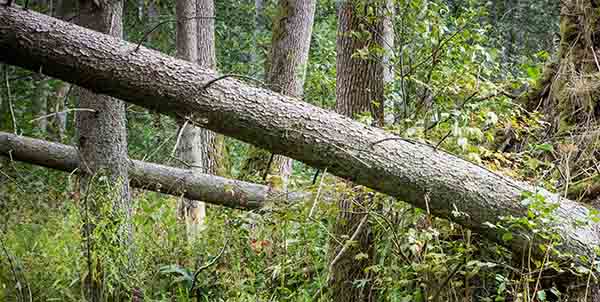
[251,0,264,71]
[51,82,69,140]
[176,0,205,239]
[240,0,316,189]
[176,0,197,62]
[513,0,600,299]
[50,0,75,141]
[197,0,216,71]
[508,0,600,207]
[74,1,132,300]
[382,0,394,86]
[2,7,600,263]
[0,131,309,209]
[329,2,384,300]
[31,73,49,133]
[335,0,384,127]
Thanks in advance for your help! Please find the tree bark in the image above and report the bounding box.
[0,131,308,209]
[329,2,384,300]
[382,0,394,87]
[2,7,600,264]
[74,1,132,300]
[240,0,317,190]
[335,1,384,127]
[514,0,600,299]
[49,0,75,141]
[251,0,264,69]
[51,82,69,140]
[514,0,600,204]
[175,0,205,240]
[31,73,49,133]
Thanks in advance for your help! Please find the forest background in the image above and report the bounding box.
[3,0,598,301]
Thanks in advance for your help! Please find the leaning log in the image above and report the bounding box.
[0,132,306,209]
[0,7,598,261]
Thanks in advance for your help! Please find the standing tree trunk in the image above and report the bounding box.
[50,0,75,141]
[31,73,49,133]
[75,1,133,300]
[251,0,265,75]
[382,0,394,87]
[335,1,384,127]
[382,0,394,125]
[239,0,317,190]
[175,0,222,240]
[174,0,200,239]
[328,1,384,301]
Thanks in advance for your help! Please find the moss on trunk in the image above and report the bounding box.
[513,0,600,205]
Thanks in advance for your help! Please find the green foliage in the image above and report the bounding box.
[5,0,600,301]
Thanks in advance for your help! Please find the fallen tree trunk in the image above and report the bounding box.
[0,7,599,261]
[0,131,306,209]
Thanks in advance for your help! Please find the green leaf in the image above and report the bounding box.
[501,232,513,242]
[535,143,554,152]
[536,290,546,301]
[355,252,369,260]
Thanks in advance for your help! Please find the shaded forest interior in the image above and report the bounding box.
[2,0,600,301]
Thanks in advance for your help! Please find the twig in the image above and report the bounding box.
[0,169,25,193]
[327,214,369,283]
[142,131,177,161]
[190,239,228,297]
[134,16,216,52]
[431,261,465,302]
[7,73,34,82]
[583,259,596,302]
[330,141,372,168]
[3,65,17,134]
[308,168,327,219]
[201,73,269,90]
[425,91,478,133]
[531,240,553,302]
[0,232,28,302]
[59,83,73,110]
[434,130,453,150]
[263,153,275,181]
[370,137,407,147]
[29,108,95,123]
[368,210,412,264]
[82,173,98,299]
[398,24,468,78]
[171,119,189,156]
[306,215,343,246]
[591,46,600,72]
[168,155,203,170]
[311,168,322,185]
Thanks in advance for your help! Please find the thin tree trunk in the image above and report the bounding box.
[50,0,76,141]
[252,0,264,75]
[382,0,394,126]
[52,83,69,140]
[175,0,204,240]
[329,1,384,301]
[137,0,143,21]
[31,73,49,133]
[75,1,132,300]
[4,8,600,265]
[240,0,317,190]
[382,0,394,87]
[146,0,159,43]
